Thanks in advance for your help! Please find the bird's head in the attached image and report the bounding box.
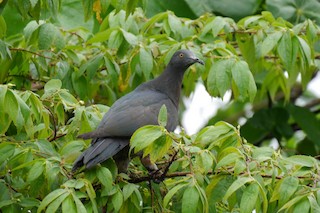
[169,49,204,70]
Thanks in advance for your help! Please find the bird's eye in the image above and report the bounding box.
[179,53,184,58]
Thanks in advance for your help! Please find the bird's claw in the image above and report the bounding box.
[149,169,164,183]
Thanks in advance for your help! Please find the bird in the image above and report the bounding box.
[72,49,204,174]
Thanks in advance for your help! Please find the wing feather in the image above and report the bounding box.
[79,89,178,139]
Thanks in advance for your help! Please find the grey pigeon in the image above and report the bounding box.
[72,49,204,173]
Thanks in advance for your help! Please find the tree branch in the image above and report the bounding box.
[129,169,314,183]
[9,48,53,59]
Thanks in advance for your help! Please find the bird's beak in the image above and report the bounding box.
[189,55,204,65]
[194,57,205,65]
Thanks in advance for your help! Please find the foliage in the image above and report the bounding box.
[0,0,320,212]
[1,88,320,212]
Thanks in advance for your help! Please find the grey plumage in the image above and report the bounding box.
[72,49,204,173]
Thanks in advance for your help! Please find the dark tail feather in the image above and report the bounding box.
[72,138,128,172]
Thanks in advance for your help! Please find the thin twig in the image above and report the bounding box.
[129,169,314,183]
[148,180,155,210]
[49,133,67,142]
[161,150,178,178]
[9,48,53,59]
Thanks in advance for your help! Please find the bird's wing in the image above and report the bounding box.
[78,89,178,139]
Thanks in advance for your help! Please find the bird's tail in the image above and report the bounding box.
[72,138,129,172]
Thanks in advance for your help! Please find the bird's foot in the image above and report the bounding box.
[149,169,164,184]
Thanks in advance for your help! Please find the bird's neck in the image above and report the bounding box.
[152,66,185,107]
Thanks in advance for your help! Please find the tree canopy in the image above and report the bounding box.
[0,0,320,212]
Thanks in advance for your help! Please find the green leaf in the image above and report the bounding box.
[0,39,10,59]
[27,160,44,182]
[285,155,316,167]
[71,192,87,213]
[19,198,40,208]
[75,180,85,189]
[130,125,164,153]
[182,186,200,213]
[72,76,87,100]
[29,0,40,21]
[277,31,298,75]
[256,31,282,58]
[4,89,18,122]
[168,13,182,35]
[211,17,227,37]
[108,29,123,49]
[59,90,79,109]
[278,194,308,212]
[37,189,68,213]
[183,0,209,16]
[16,93,31,124]
[308,194,320,212]
[63,179,77,188]
[297,36,312,68]
[29,0,39,8]
[139,47,153,79]
[252,146,274,162]
[144,134,173,163]
[207,59,232,97]
[210,0,262,21]
[123,183,137,201]
[158,104,168,127]
[0,200,15,208]
[141,12,168,33]
[266,0,320,24]
[0,15,6,38]
[236,34,256,67]
[240,182,259,213]
[84,180,98,213]
[278,176,299,207]
[35,139,59,156]
[231,60,257,102]
[288,104,320,147]
[234,160,246,175]
[306,20,318,42]
[0,143,15,165]
[224,176,254,200]
[44,79,62,93]
[195,121,235,147]
[60,140,85,158]
[163,183,188,208]
[82,0,93,21]
[38,23,57,50]
[112,188,123,212]
[120,28,138,45]
[255,178,268,213]
[126,0,138,16]
[206,175,235,204]
[24,20,42,42]
[216,152,241,169]
[62,195,76,213]
[84,54,104,80]
[197,150,214,173]
[46,191,70,213]
[293,197,310,213]
[97,167,113,192]
[87,28,115,44]
[240,15,262,28]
